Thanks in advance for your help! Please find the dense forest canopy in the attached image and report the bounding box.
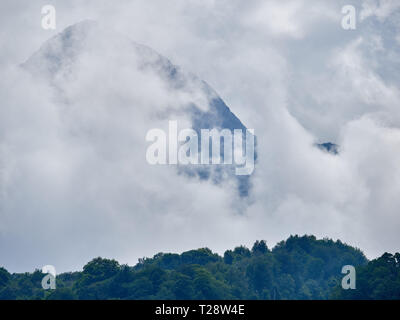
[0,235,398,300]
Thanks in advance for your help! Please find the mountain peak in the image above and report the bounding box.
[22,21,254,197]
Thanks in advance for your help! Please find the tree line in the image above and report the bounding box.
[0,235,398,300]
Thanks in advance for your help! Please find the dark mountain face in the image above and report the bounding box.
[22,20,254,196]
[22,21,337,199]
[317,142,339,155]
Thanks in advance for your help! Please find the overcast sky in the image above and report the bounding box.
[0,0,400,273]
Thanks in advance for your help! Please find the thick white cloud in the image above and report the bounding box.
[0,0,400,273]
[360,0,400,21]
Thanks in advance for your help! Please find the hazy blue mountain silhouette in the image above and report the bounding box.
[23,21,338,198]
[22,21,254,196]
[317,143,339,155]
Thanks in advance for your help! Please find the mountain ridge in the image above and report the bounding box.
[22,20,255,196]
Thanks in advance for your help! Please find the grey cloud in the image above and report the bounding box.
[0,0,399,272]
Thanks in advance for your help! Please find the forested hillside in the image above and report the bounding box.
[332,252,400,299]
[0,235,397,300]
